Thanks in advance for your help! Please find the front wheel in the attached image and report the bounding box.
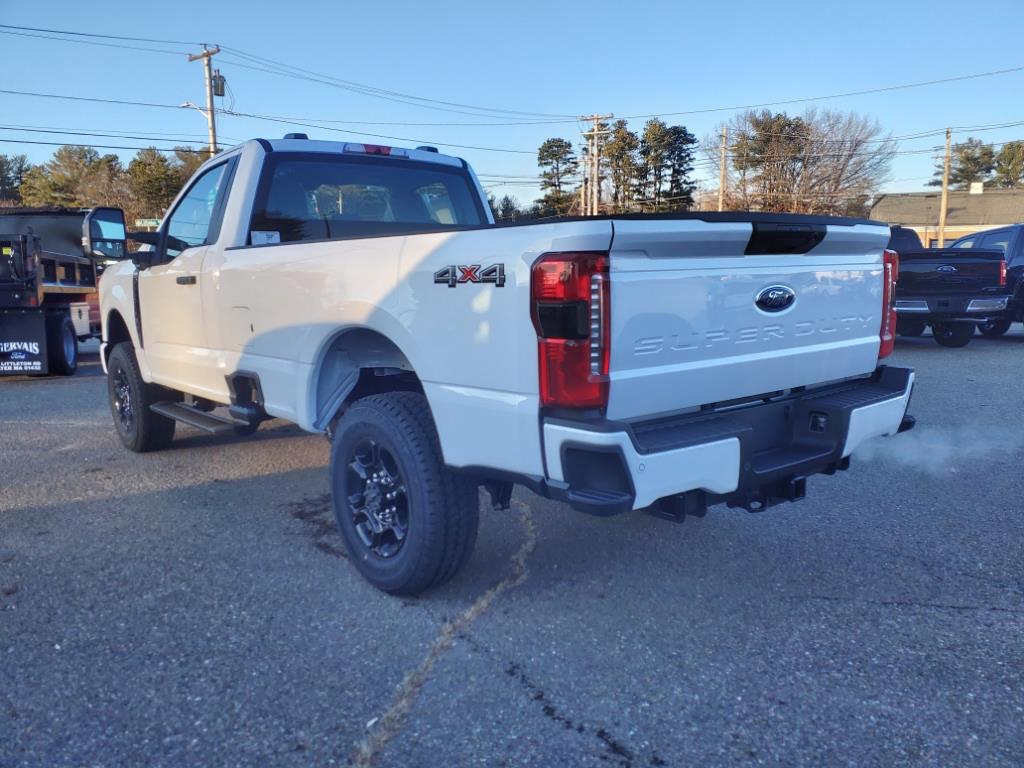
[932,321,975,348]
[330,392,479,595]
[978,318,1012,338]
[106,342,176,452]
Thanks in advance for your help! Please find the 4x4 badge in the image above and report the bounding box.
[434,263,506,288]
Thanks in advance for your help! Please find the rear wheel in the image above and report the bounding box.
[106,342,176,452]
[978,318,1012,338]
[932,321,975,348]
[897,318,927,337]
[330,392,479,595]
[46,314,78,376]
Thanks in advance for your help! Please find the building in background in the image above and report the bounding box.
[870,188,1024,247]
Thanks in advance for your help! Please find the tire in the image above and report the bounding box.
[106,342,176,452]
[330,392,479,595]
[897,319,927,337]
[46,314,78,376]
[932,321,975,348]
[978,318,1012,338]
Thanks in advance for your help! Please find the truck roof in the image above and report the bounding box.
[253,137,466,169]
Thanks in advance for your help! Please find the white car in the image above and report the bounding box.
[99,135,915,594]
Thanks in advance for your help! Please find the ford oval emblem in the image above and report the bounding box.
[937,264,958,274]
[755,285,796,313]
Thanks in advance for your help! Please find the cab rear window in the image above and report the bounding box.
[249,154,485,244]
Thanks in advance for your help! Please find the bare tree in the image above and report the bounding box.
[705,109,895,214]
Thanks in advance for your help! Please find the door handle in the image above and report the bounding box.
[176,275,197,285]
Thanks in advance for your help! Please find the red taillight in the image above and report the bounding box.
[531,252,610,408]
[362,144,392,155]
[879,249,899,359]
[1000,258,1007,287]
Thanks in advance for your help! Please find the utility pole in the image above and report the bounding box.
[937,127,952,247]
[717,125,728,212]
[579,114,612,215]
[188,45,221,157]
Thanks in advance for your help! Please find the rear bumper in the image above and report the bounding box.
[896,295,1010,319]
[541,366,915,515]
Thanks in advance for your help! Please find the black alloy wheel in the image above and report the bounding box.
[345,437,410,558]
[111,365,134,433]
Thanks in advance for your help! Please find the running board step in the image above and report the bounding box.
[150,402,248,433]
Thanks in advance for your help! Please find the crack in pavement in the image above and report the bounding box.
[348,500,537,768]
[450,625,662,767]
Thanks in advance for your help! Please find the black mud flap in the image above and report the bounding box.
[0,309,48,375]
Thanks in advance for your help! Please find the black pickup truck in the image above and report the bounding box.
[949,224,1024,338]
[888,226,1009,347]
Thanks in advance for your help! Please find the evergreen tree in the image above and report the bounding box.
[664,125,697,210]
[537,138,578,216]
[638,119,671,208]
[129,149,182,217]
[19,146,106,207]
[929,137,995,189]
[603,120,640,212]
[0,154,30,203]
[537,138,578,195]
[994,141,1024,189]
[495,194,521,221]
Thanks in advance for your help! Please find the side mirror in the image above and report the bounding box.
[83,207,127,260]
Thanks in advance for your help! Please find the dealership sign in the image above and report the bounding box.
[0,313,48,374]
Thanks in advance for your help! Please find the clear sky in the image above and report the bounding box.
[2,0,1022,205]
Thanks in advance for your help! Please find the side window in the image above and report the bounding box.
[979,231,1011,255]
[249,155,485,244]
[165,163,229,258]
[952,237,974,249]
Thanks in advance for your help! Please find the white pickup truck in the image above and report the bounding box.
[99,135,915,594]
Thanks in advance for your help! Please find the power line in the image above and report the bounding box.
[217,45,575,120]
[0,125,231,145]
[216,53,556,121]
[618,65,1024,121]
[217,108,536,154]
[0,88,185,110]
[0,23,571,122]
[0,121,228,142]
[0,88,537,154]
[0,23,203,46]
[0,29,188,56]
[0,138,208,153]
[5,22,1024,133]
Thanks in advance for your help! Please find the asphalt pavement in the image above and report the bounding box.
[2,334,1023,767]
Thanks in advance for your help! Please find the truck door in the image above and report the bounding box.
[137,158,235,398]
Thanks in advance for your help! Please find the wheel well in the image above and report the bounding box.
[313,329,422,431]
[105,310,131,363]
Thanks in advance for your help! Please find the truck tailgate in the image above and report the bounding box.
[607,218,889,421]
[895,248,1004,295]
